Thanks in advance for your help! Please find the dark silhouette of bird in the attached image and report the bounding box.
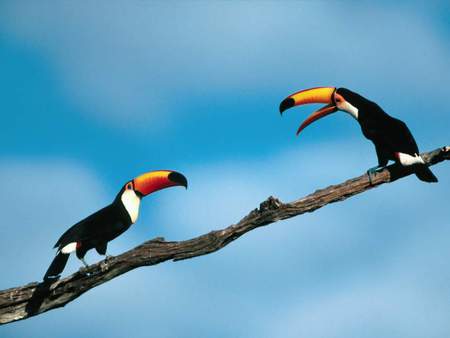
[44,170,188,280]
[279,87,437,183]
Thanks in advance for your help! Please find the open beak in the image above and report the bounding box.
[133,170,188,197]
[279,87,337,135]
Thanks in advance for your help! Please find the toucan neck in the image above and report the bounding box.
[341,103,359,120]
[120,189,141,224]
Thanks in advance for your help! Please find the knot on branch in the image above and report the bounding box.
[149,237,166,243]
[238,196,283,223]
[259,196,283,212]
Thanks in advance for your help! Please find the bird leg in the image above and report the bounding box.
[100,253,114,272]
[367,165,385,185]
[77,257,92,276]
[80,257,89,268]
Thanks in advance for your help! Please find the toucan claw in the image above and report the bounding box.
[80,258,89,268]
[78,266,91,277]
[100,261,109,272]
[367,166,384,185]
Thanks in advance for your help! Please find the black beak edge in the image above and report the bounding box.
[279,98,295,115]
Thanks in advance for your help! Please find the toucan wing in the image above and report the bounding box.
[382,117,420,155]
[53,205,116,249]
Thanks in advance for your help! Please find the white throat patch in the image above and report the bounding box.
[341,101,359,120]
[121,189,141,223]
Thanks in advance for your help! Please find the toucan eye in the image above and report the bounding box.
[126,183,133,190]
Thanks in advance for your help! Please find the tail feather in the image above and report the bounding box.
[43,251,69,280]
[415,164,438,183]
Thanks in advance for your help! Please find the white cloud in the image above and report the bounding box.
[145,144,450,337]
[0,1,448,130]
[0,159,108,286]
[263,273,450,338]
[1,146,449,337]
[0,2,449,335]
[261,215,450,338]
[152,140,447,239]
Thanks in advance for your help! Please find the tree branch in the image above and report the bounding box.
[1,146,449,325]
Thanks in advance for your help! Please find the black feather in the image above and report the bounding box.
[43,252,69,280]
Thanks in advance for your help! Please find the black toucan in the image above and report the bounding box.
[44,170,188,280]
[279,87,438,183]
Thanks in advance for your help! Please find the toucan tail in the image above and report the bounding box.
[43,251,69,280]
[415,164,438,183]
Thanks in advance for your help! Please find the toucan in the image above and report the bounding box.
[279,87,438,183]
[44,170,188,280]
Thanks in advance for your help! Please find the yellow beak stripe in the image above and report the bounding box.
[290,87,335,105]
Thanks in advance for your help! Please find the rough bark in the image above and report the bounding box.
[1,146,448,325]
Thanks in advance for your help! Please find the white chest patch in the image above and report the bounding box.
[396,152,425,166]
[121,190,141,223]
[341,101,359,120]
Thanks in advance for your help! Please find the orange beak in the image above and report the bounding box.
[279,87,337,135]
[133,170,188,197]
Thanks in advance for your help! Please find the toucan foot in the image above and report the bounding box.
[100,255,113,272]
[100,261,109,272]
[78,266,91,277]
[367,166,384,185]
[77,258,92,276]
[80,257,89,268]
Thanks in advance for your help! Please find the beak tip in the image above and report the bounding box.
[279,98,295,114]
[168,171,188,189]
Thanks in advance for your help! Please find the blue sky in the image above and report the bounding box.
[1,1,449,337]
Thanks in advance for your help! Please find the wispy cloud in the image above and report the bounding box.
[149,146,450,338]
[1,148,449,338]
[0,1,448,132]
[0,2,449,337]
[0,159,107,286]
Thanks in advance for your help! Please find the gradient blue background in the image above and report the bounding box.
[1,1,449,337]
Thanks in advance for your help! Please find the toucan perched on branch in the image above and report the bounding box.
[44,170,188,280]
[279,87,438,183]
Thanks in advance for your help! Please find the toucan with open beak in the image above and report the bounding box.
[43,170,188,280]
[279,87,437,183]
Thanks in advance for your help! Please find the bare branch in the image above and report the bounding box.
[1,146,449,325]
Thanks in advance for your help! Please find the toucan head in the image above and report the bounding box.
[121,170,188,199]
[116,170,187,224]
[279,87,365,135]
